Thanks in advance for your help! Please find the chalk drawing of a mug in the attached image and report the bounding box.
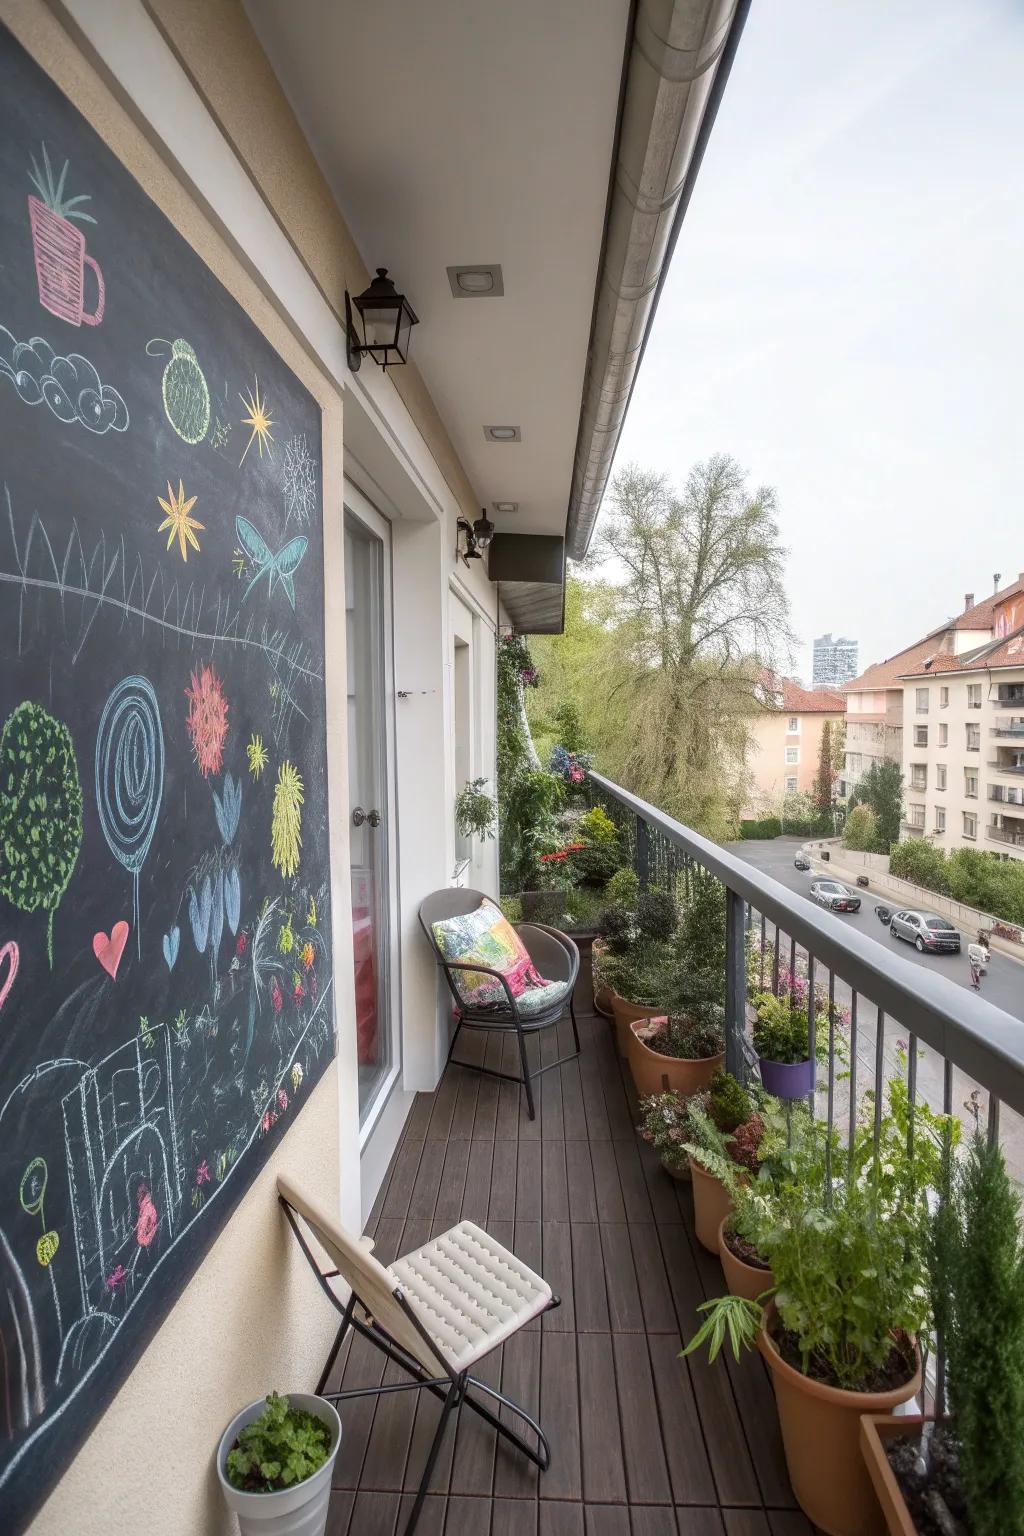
[28,194,106,328]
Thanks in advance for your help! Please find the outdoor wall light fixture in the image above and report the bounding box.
[345,268,418,372]
[456,509,496,565]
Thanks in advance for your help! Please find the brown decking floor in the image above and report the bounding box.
[325,955,813,1536]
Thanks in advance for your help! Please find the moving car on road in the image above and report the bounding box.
[888,910,961,954]
[810,879,861,913]
[793,853,811,871]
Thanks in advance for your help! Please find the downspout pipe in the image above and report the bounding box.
[566,0,752,563]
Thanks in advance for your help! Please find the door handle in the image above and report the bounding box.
[352,806,381,828]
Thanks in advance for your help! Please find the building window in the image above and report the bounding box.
[966,723,981,751]
[967,683,982,709]
[908,804,926,829]
[963,811,978,839]
[910,765,927,791]
[940,686,949,708]
[913,724,928,747]
[785,746,799,764]
[785,775,797,792]
[965,769,978,799]
[787,716,799,733]
[938,723,948,747]
[915,687,929,713]
[936,764,947,790]
[935,806,946,832]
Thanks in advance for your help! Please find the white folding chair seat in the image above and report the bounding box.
[389,1220,552,1373]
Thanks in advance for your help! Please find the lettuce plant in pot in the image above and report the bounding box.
[861,1131,1024,1536]
[684,1079,954,1536]
[217,1389,342,1536]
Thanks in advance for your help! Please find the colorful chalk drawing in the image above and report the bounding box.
[234,516,308,610]
[0,702,83,966]
[161,926,180,972]
[145,338,210,444]
[282,432,317,527]
[246,733,268,779]
[185,664,229,777]
[19,1157,62,1340]
[238,375,273,465]
[271,760,304,879]
[212,773,243,846]
[0,940,19,1013]
[0,326,126,432]
[156,478,204,562]
[27,144,104,329]
[91,921,130,981]
[94,677,165,954]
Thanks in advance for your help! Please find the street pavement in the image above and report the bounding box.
[724,836,1024,1178]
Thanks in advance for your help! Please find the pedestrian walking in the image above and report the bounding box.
[967,933,990,990]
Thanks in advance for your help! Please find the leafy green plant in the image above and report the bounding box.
[636,889,678,942]
[597,936,676,1006]
[27,143,95,223]
[752,991,818,1065]
[225,1392,332,1492]
[708,1068,752,1133]
[605,867,640,907]
[637,1089,693,1173]
[931,1134,1024,1535]
[634,1009,724,1061]
[677,866,727,1005]
[502,769,564,890]
[843,802,878,852]
[684,1292,766,1363]
[551,698,590,754]
[597,903,633,951]
[455,777,497,841]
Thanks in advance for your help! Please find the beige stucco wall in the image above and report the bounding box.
[745,710,845,813]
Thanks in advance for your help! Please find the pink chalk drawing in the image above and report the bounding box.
[27,146,105,328]
[135,1183,158,1248]
[0,940,18,1013]
[106,1264,127,1292]
[196,1160,211,1186]
[277,1088,288,1112]
[92,920,130,980]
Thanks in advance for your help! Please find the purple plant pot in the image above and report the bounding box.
[758,1054,815,1099]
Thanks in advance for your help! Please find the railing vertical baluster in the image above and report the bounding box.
[724,886,747,1082]
[759,913,766,992]
[788,934,796,987]
[847,991,858,1181]
[635,814,650,891]
[873,1010,885,1157]
[806,954,816,1119]
[825,973,835,1203]
[935,1057,955,1422]
[771,925,780,995]
[906,1032,917,1166]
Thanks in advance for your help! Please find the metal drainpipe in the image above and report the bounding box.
[566,0,752,563]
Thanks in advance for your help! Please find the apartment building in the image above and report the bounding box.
[812,632,858,687]
[901,614,1024,859]
[745,674,846,814]
[840,584,1019,799]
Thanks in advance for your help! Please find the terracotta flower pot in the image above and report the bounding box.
[859,1415,930,1536]
[628,1019,724,1097]
[688,1156,733,1253]
[757,1304,921,1536]
[661,1154,690,1182]
[717,1217,774,1302]
[610,991,663,1058]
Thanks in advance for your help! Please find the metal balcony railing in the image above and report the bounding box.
[995,691,1024,707]
[988,759,1024,775]
[987,823,1024,848]
[991,724,1024,737]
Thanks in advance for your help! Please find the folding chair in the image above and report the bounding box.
[278,1174,559,1535]
[419,887,581,1120]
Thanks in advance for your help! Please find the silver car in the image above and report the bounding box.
[888,910,961,954]
[809,879,861,913]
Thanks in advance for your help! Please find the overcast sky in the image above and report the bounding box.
[611,0,1024,686]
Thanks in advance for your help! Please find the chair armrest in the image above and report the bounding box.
[513,923,580,987]
[437,956,520,1017]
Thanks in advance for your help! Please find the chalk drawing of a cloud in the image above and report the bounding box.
[0,325,129,434]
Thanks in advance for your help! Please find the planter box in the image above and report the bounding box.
[627,1020,723,1097]
[759,1054,815,1099]
[610,991,663,1058]
[591,937,614,1017]
[860,1415,934,1536]
[216,1393,342,1536]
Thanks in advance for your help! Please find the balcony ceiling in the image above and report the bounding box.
[244,0,631,540]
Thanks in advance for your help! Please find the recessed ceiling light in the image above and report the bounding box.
[483,425,521,442]
[493,501,519,514]
[447,263,504,298]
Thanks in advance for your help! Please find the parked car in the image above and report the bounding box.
[809,879,861,913]
[793,853,811,871]
[888,910,961,954]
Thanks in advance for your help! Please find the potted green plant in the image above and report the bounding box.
[598,888,681,1054]
[684,1079,953,1536]
[627,1005,725,1096]
[217,1390,342,1536]
[860,1131,1024,1536]
[637,1088,693,1180]
[682,1075,761,1253]
[752,990,822,1099]
[455,776,497,843]
[567,804,622,886]
[592,869,639,1013]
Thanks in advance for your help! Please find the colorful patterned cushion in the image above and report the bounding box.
[432,899,551,1009]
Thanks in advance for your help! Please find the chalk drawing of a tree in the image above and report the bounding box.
[0,701,84,965]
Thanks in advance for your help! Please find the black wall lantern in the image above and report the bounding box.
[456,509,496,566]
[345,268,419,372]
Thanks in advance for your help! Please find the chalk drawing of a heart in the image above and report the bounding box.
[162,926,180,971]
[0,941,18,1012]
[93,922,130,980]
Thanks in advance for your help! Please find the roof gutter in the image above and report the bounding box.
[565,0,752,563]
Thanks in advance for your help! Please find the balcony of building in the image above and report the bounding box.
[994,685,1024,707]
[987,816,1024,850]
[987,755,1024,776]
[990,720,1024,738]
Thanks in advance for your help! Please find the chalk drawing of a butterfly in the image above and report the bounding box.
[235,515,308,610]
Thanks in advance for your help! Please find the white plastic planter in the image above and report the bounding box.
[216,1393,342,1536]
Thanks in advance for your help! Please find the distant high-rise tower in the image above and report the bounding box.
[813,633,858,687]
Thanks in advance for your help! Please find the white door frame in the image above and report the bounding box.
[344,479,403,1149]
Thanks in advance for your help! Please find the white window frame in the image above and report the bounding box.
[940,686,949,708]
[964,770,979,799]
[784,775,798,793]
[936,764,947,791]
[935,807,946,832]
[963,811,978,839]
[786,716,800,733]
[967,683,982,709]
[915,687,929,714]
[785,745,799,764]
[938,723,948,747]
[913,725,928,747]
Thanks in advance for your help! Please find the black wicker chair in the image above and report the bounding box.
[418,888,580,1120]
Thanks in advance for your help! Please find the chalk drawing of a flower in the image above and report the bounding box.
[271,760,304,878]
[246,732,268,779]
[186,664,229,777]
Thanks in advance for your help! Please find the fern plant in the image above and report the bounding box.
[28,143,95,223]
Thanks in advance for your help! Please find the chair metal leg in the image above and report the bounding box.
[315,1293,354,1395]
[463,1375,551,1470]
[401,1376,463,1536]
[513,1020,536,1120]
[569,995,581,1057]
[444,1015,465,1067]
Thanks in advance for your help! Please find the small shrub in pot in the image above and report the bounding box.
[635,888,678,943]
[217,1390,342,1536]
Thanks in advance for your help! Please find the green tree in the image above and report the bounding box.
[843,803,878,852]
[813,720,838,813]
[551,698,589,754]
[848,760,903,849]
[0,701,84,964]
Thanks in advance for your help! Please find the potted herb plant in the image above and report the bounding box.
[637,1088,692,1181]
[860,1131,1024,1536]
[685,1080,952,1536]
[217,1390,341,1536]
[682,1075,760,1252]
[752,990,821,1099]
[627,1005,725,1096]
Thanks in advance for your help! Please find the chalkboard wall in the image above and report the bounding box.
[0,25,335,1529]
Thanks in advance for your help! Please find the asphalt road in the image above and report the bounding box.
[723,836,1024,1178]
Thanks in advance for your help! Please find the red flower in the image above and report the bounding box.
[185,664,229,777]
[196,1160,211,1186]
[236,932,248,956]
[271,976,283,1013]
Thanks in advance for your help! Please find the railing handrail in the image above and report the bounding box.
[589,770,1024,1118]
